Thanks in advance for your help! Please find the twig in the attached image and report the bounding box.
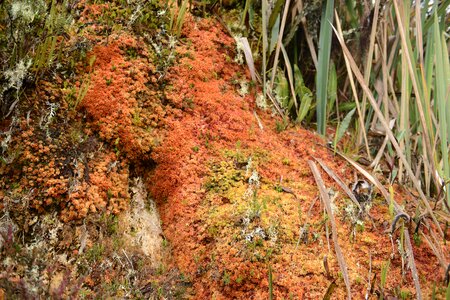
[253,111,264,131]
[122,249,134,271]
[323,255,332,279]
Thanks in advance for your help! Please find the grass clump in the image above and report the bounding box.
[0,0,74,118]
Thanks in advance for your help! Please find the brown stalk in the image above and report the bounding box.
[403,228,423,299]
[308,160,352,300]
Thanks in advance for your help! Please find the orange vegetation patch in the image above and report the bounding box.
[148,16,447,298]
[81,33,164,161]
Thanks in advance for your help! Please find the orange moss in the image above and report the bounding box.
[61,150,130,222]
[81,34,163,161]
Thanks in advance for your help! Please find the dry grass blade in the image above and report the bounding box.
[332,13,443,237]
[253,111,264,130]
[403,228,423,299]
[270,0,291,89]
[313,157,362,211]
[308,160,351,300]
[280,44,298,110]
[359,0,381,143]
[239,37,256,82]
[296,0,318,69]
[269,0,291,90]
[314,157,377,227]
[421,231,447,270]
[262,0,268,100]
[392,1,437,189]
[333,10,371,158]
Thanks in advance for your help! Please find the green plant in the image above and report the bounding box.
[275,117,288,133]
[0,0,74,118]
[222,270,231,285]
[86,243,105,262]
[169,0,188,38]
[315,0,334,135]
[380,260,390,300]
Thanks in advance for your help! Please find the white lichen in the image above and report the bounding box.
[11,1,36,22]
[233,36,245,65]
[256,93,268,110]
[3,59,32,92]
[248,170,260,187]
[238,81,249,97]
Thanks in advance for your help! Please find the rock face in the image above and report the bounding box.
[121,178,163,267]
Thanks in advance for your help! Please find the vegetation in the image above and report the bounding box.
[245,0,450,212]
[0,0,448,298]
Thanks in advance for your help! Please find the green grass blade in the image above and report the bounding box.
[327,60,337,120]
[423,0,450,33]
[175,0,188,37]
[262,0,268,100]
[297,86,312,123]
[240,0,251,28]
[316,0,334,135]
[433,13,450,207]
[334,108,355,149]
[268,0,284,32]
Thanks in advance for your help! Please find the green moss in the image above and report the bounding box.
[86,243,105,262]
[222,270,231,285]
[207,225,219,237]
[204,161,244,192]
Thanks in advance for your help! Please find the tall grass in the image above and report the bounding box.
[246,0,449,285]
[256,0,449,215]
